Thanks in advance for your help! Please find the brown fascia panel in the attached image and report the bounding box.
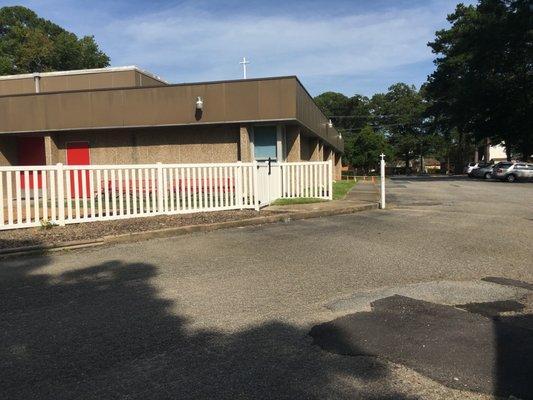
[0,67,169,96]
[0,76,343,152]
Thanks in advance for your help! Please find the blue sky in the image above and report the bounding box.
[4,0,475,96]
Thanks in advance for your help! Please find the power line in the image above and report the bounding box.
[328,115,424,119]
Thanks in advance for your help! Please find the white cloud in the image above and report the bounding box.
[16,0,471,94]
[98,3,448,85]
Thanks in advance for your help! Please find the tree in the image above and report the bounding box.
[344,125,393,174]
[314,85,431,173]
[0,6,110,74]
[314,92,372,133]
[371,83,428,173]
[425,0,532,160]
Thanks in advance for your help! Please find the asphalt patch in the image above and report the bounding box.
[327,280,528,313]
[482,276,533,291]
[311,295,533,399]
[456,300,525,318]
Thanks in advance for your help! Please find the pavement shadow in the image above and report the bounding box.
[311,295,533,399]
[0,252,417,400]
[493,313,533,399]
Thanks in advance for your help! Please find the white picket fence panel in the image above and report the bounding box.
[280,161,333,200]
[0,160,332,231]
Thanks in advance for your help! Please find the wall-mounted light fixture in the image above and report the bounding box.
[196,96,204,110]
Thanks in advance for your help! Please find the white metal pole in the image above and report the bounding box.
[380,154,386,209]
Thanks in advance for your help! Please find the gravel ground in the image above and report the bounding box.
[0,209,276,249]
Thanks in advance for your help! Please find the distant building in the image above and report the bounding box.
[475,139,508,163]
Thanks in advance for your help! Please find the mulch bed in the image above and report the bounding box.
[0,210,279,250]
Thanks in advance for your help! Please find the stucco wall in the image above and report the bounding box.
[51,125,240,165]
[309,138,322,161]
[323,146,333,162]
[285,125,301,162]
[239,125,252,162]
[300,136,313,161]
[0,136,17,166]
[334,152,342,180]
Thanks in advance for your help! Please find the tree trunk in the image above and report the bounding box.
[455,131,467,174]
[404,154,410,175]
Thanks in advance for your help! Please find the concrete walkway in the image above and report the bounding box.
[266,182,379,213]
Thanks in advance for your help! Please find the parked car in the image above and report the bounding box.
[492,162,533,182]
[469,163,494,179]
[465,162,480,174]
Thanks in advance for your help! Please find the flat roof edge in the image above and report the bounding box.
[0,75,299,99]
[0,66,168,84]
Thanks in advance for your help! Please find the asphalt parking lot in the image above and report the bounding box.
[0,179,531,399]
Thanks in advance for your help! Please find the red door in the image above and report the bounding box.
[66,142,90,198]
[17,137,46,189]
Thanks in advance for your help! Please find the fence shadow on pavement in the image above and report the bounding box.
[0,247,417,400]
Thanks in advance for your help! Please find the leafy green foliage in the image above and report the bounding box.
[315,92,371,133]
[315,84,430,172]
[371,83,431,170]
[425,0,532,160]
[0,6,110,74]
[344,125,393,173]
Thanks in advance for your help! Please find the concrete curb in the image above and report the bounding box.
[103,213,294,244]
[0,202,378,258]
[0,239,105,258]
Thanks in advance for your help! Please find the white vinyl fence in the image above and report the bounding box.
[280,161,333,200]
[0,160,332,231]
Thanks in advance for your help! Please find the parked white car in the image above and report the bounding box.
[492,162,533,182]
[465,162,480,174]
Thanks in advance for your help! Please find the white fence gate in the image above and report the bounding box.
[0,160,332,230]
[256,160,282,206]
[256,159,334,206]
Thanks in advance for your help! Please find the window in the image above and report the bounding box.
[254,126,277,160]
[496,162,512,169]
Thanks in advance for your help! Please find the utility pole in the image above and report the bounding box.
[240,57,250,79]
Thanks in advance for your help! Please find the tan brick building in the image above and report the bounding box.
[0,67,343,179]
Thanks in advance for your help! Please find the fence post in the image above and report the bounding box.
[252,160,260,211]
[56,163,65,226]
[236,161,243,209]
[156,162,164,214]
[328,159,333,200]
